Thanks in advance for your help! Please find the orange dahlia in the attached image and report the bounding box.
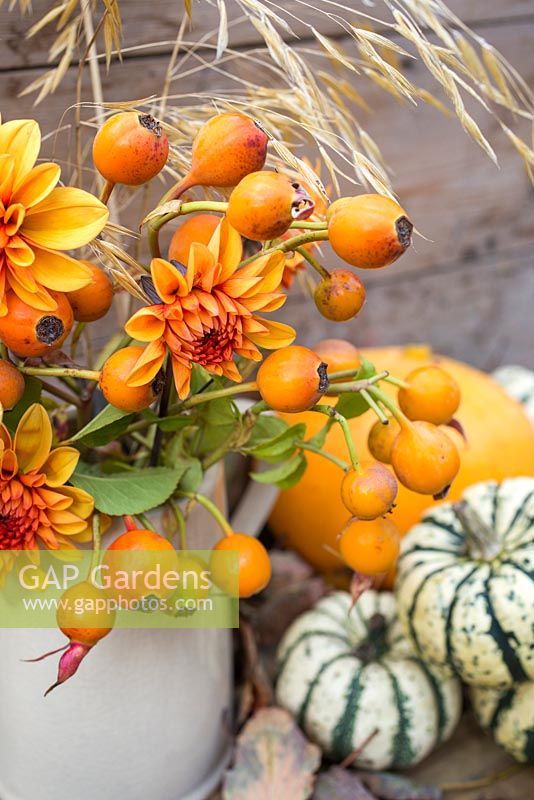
[0,119,109,317]
[124,219,296,399]
[0,404,93,551]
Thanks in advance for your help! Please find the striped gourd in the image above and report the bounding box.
[275,590,461,770]
[396,477,534,689]
[492,365,534,423]
[470,682,534,763]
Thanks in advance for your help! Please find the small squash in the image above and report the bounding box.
[396,478,534,689]
[470,682,534,763]
[492,365,534,424]
[276,590,461,770]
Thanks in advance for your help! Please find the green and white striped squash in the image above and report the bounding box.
[396,477,534,689]
[275,590,462,770]
[470,682,534,763]
[492,365,534,423]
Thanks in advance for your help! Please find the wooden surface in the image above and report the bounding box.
[1,1,533,369]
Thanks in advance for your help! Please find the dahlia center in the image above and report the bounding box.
[192,318,240,365]
[0,481,41,549]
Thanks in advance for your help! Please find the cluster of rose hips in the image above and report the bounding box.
[256,341,461,579]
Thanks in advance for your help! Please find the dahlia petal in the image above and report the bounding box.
[69,525,94,543]
[151,258,186,303]
[30,247,92,291]
[0,448,18,480]
[6,265,57,311]
[0,154,15,204]
[42,447,80,487]
[188,243,215,290]
[23,187,109,250]
[222,276,262,298]
[171,357,192,399]
[11,162,61,209]
[125,305,166,342]
[14,403,53,473]
[216,219,243,282]
[246,317,296,349]
[36,488,73,511]
[220,360,242,383]
[126,340,166,387]
[6,235,35,267]
[244,252,286,295]
[0,424,12,450]
[0,119,41,187]
[47,510,89,536]
[244,293,286,313]
[59,486,94,519]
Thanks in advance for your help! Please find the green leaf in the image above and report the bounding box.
[70,466,186,515]
[69,404,134,447]
[3,376,42,432]
[334,359,378,420]
[335,392,370,420]
[193,397,240,456]
[245,414,288,450]
[307,418,335,448]
[246,423,306,462]
[176,457,203,492]
[250,453,307,489]
[157,413,195,432]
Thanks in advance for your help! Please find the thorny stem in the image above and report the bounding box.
[18,366,101,382]
[176,491,233,537]
[368,386,410,427]
[296,246,330,279]
[238,230,330,268]
[311,405,359,470]
[299,440,348,470]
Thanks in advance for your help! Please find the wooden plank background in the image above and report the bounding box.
[1,0,533,369]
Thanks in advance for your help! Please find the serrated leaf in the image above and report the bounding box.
[176,457,203,492]
[70,466,186,515]
[69,404,134,446]
[307,418,335,448]
[223,707,320,800]
[246,423,306,460]
[3,376,42,432]
[245,414,288,450]
[250,454,307,489]
[193,397,240,456]
[335,392,371,420]
[157,413,195,432]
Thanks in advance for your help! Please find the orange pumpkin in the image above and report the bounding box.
[269,345,534,575]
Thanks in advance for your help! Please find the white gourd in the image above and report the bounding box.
[395,478,534,688]
[492,365,534,423]
[470,682,534,763]
[276,590,462,770]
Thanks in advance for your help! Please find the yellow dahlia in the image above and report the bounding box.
[0,118,109,316]
[0,404,93,551]
[125,219,296,399]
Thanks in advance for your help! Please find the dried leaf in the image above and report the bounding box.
[314,767,377,800]
[223,707,321,800]
[358,771,443,800]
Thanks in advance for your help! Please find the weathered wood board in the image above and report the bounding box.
[1,2,533,369]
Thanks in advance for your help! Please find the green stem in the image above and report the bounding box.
[360,388,388,424]
[290,220,327,230]
[176,491,233,537]
[40,380,82,407]
[18,366,101,381]
[70,321,86,361]
[368,386,410,427]
[325,371,388,395]
[179,381,258,409]
[94,332,132,371]
[89,515,102,575]
[169,500,188,549]
[299,440,348,470]
[238,230,329,268]
[147,201,229,259]
[311,405,359,470]
[247,400,269,415]
[136,512,155,531]
[328,368,360,381]
[296,246,330,279]
[383,374,409,389]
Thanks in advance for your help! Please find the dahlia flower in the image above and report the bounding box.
[0,118,109,316]
[125,219,296,399]
[0,404,93,552]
